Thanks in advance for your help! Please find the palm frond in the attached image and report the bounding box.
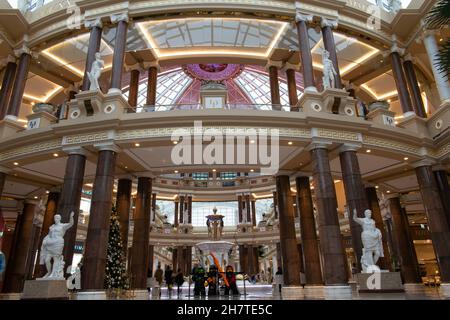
[425,0,450,29]
[435,39,450,78]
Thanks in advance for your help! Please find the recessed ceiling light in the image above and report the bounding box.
[404,157,409,161]
[386,190,391,193]
[125,166,128,169]
[250,169,254,172]
[250,140,255,144]
[173,141,178,145]
[212,169,216,172]
[387,99,391,103]
[174,170,179,173]
[375,185,379,189]
[13,162,19,166]
[366,149,371,153]
[46,190,49,194]
[53,153,59,157]
[134,143,140,147]
[34,196,38,199]
[288,141,293,145]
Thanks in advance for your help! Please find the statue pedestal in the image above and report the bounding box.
[21,279,69,300]
[356,272,404,293]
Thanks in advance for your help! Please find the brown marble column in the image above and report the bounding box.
[253,246,259,273]
[34,191,60,278]
[389,196,420,283]
[82,21,103,91]
[390,51,414,114]
[179,195,185,224]
[297,244,305,275]
[2,201,37,293]
[269,65,281,110]
[321,19,342,89]
[434,170,450,229]
[115,178,132,257]
[7,52,31,118]
[146,66,158,105]
[177,246,185,274]
[239,245,245,272]
[151,192,157,222]
[172,248,178,271]
[339,147,366,271]
[238,195,243,223]
[148,245,154,276]
[311,145,348,285]
[275,242,282,272]
[415,165,450,282]
[26,222,41,279]
[59,149,86,273]
[174,200,179,227]
[81,147,117,290]
[273,191,278,219]
[251,200,256,227]
[245,194,251,223]
[130,177,152,289]
[109,17,129,92]
[295,176,323,285]
[0,59,17,120]
[403,58,427,118]
[276,175,301,286]
[127,69,140,112]
[286,68,298,111]
[295,13,316,91]
[0,171,6,199]
[187,195,192,224]
[247,245,254,275]
[186,246,192,275]
[365,187,392,270]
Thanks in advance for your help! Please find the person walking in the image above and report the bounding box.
[175,268,185,298]
[154,264,164,298]
[164,265,174,298]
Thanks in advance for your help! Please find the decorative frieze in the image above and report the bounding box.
[0,139,61,162]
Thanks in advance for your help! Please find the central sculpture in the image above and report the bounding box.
[353,208,384,273]
[206,207,224,241]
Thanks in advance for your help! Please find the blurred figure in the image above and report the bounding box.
[224,265,239,296]
[174,268,184,298]
[164,265,174,298]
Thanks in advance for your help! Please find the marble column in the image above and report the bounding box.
[239,245,247,273]
[251,200,256,227]
[285,68,299,111]
[238,195,243,223]
[295,13,316,91]
[26,221,41,279]
[275,242,282,272]
[172,248,178,271]
[187,195,192,224]
[403,57,427,118]
[59,148,86,272]
[115,178,132,257]
[321,19,342,89]
[389,196,420,283]
[434,170,450,229]
[82,19,103,91]
[179,195,185,224]
[6,52,31,118]
[422,29,450,102]
[146,66,158,106]
[297,244,305,275]
[295,176,323,285]
[273,191,278,219]
[269,65,281,110]
[130,177,152,289]
[390,49,414,115]
[148,245,154,276]
[34,191,60,278]
[415,164,450,282]
[127,69,140,112]
[245,194,251,223]
[339,146,366,271]
[310,145,348,285]
[174,200,179,227]
[186,246,192,275]
[276,175,301,286]
[109,14,129,93]
[81,146,118,290]
[365,187,392,270]
[177,246,185,274]
[2,201,37,293]
[151,192,157,222]
[0,58,17,119]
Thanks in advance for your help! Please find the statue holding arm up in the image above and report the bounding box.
[353,208,384,272]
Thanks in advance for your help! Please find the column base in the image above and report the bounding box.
[324,285,352,300]
[73,290,107,300]
[0,293,21,300]
[21,279,69,300]
[303,285,325,299]
[403,283,425,293]
[439,283,450,299]
[281,286,304,300]
[132,289,150,300]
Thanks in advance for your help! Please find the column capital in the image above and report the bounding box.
[411,158,436,168]
[0,54,17,68]
[84,17,103,29]
[338,143,362,153]
[306,141,332,151]
[274,170,295,177]
[125,63,143,72]
[403,53,417,64]
[135,172,156,179]
[390,35,405,55]
[265,60,283,71]
[48,186,62,193]
[24,199,40,206]
[117,174,134,180]
[94,142,121,153]
[363,182,377,189]
[321,18,338,29]
[295,11,313,24]
[110,12,129,24]
[143,61,161,72]
[62,146,88,156]
[282,62,300,72]
[432,164,448,172]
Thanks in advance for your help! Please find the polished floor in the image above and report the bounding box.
[152,282,448,300]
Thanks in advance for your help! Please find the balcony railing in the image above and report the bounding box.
[124,103,298,113]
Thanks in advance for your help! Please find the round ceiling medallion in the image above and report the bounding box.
[183,64,243,81]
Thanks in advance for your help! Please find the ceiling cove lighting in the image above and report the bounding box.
[136,18,289,60]
[24,86,63,103]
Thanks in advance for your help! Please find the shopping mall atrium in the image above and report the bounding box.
[0,0,449,301]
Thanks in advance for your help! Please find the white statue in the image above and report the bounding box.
[39,212,74,279]
[153,205,169,228]
[242,209,247,223]
[87,52,104,91]
[353,208,384,273]
[261,204,276,226]
[322,49,337,90]
[183,209,189,225]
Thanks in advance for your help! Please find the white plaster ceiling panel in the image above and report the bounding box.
[329,153,400,175]
[24,72,62,102]
[384,174,419,191]
[360,71,398,101]
[2,180,40,197]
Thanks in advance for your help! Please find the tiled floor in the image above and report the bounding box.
[154,283,448,300]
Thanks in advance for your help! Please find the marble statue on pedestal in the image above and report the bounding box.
[183,209,189,225]
[353,209,384,272]
[87,52,104,91]
[322,49,337,90]
[153,206,169,228]
[39,212,74,279]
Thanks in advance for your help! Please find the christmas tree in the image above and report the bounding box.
[104,206,129,290]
